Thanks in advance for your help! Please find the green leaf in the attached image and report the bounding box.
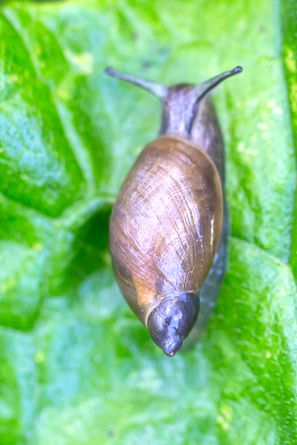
[282,0,297,278]
[0,1,296,444]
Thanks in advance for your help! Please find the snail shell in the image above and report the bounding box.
[106,66,242,356]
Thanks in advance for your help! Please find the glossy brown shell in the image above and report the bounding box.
[109,135,223,324]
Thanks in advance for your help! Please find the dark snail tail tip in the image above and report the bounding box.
[147,293,199,357]
[167,351,176,357]
[162,339,182,357]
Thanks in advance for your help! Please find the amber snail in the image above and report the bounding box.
[106,65,242,356]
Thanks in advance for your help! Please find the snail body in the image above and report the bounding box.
[106,66,242,356]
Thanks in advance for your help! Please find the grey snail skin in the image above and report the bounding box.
[106,65,242,356]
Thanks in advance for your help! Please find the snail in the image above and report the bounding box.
[106,65,242,356]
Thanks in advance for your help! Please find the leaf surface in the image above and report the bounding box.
[0,1,296,444]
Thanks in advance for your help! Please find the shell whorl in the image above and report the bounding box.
[109,136,223,323]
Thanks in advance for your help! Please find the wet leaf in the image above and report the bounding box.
[0,1,296,444]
